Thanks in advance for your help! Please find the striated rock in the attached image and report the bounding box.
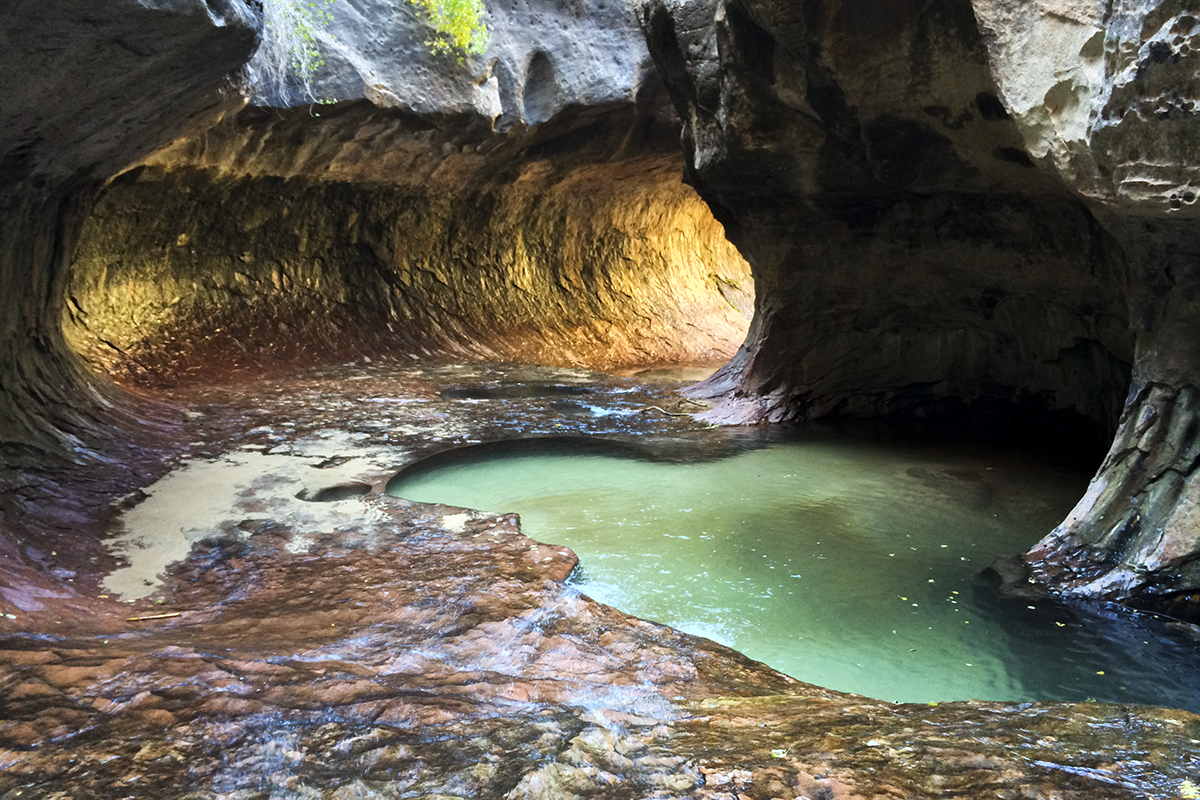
[970,1,1200,614]
[63,100,751,384]
[3,361,1196,799]
[0,0,258,607]
[635,0,1200,616]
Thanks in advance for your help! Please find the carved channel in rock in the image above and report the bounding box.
[64,102,754,387]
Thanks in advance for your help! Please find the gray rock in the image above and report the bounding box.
[251,0,656,132]
[636,0,1200,618]
[636,0,1131,429]
[974,0,1200,614]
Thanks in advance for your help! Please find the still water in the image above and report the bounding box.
[387,431,1200,707]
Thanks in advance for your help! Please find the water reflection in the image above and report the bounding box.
[387,430,1200,708]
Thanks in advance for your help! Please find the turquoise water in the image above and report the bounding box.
[386,432,1200,706]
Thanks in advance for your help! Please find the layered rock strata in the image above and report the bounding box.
[64,101,751,384]
[636,0,1200,617]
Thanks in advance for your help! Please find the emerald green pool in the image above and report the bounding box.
[387,431,1200,707]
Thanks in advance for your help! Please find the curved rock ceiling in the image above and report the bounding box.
[4,0,1200,622]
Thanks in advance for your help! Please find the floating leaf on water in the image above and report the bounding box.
[1179,779,1200,799]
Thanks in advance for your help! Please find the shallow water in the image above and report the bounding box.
[388,431,1200,707]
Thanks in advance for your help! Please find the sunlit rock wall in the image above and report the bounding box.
[65,102,751,383]
[64,0,751,384]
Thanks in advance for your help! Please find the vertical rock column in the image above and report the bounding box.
[974,0,1200,614]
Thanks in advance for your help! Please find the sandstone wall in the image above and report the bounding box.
[64,102,751,384]
[0,0,257,602]
[60,0,751,384]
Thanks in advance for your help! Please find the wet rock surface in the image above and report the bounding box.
[3,363,1200,799]
[6,0,1200,794]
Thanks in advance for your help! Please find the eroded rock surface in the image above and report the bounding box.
[3,362,1197,799]
[252,0,653,128]
[64,100,751,384]
[970,1,1200,618]
[0,0,258,625]
[637,0,1132,436]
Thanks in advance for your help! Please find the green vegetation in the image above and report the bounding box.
[407,0,491,57]
[253,0,490,104]
[256,0,336,103]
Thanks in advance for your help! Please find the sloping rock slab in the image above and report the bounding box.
[0,363,1196,799]
[2,491,1199,799]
